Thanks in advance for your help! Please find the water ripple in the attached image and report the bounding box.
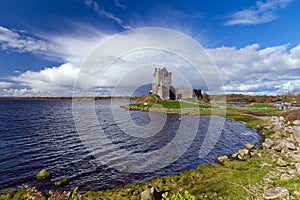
[0,100,260,193]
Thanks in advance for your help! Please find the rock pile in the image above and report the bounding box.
[217,115,300,199]
[259,116,300,199]
[217,143,259,164]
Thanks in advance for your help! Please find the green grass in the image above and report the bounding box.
[276,178,300,198]
[246,103,273,108]
[160,100,211,109]
[83,149,273,200]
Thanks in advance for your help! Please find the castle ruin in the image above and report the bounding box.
[152,67,202,100]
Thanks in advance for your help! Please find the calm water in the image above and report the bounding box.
[0,100,260,192]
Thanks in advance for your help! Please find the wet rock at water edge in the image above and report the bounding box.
[237,148,250,161]
[36,169,51,180]
[55,178,69,187]
[217,155,229,164]
[243,143,254,150]
[263,187,289,199]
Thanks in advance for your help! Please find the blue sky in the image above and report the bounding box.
[0,0,299,96]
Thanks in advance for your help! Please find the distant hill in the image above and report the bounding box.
[132,83,152,97]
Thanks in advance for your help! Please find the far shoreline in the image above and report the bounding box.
[0,96,138,101]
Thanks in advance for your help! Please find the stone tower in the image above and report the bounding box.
[152,67,172,100]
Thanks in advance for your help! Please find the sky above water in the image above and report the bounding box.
[0,0,300,96]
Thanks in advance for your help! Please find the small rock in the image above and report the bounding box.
[272,140,285,151]
[272,139,296,151]
[244,143,254,150]
[217,155,229,164]
[289,153,300,162]
[55,178,69,187]
[141,187,155,200]
[231,153,238,159]
[280,173,292,180]
[293,126,300,138]
[257,153,262,157]
[250,151,258,158]
[36,169,51,180]
[276,157,288,167]
[263,139,274,149]
[279,116,285,121]
[260,162,272,168]
[295,163,300,176]
[282,139,296,150]
[263,187,289,199]
[293,120,300,125]
[281,147,290,154]
[237,148,250,160]
[287,169,298,176]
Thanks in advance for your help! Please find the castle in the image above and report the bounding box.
[151,67,202,100]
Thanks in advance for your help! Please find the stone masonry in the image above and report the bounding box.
[151,67,202,100]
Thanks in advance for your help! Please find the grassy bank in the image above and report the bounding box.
[127,97,283,129]
[83,149,274,199]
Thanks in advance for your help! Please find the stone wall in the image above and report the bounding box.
[175,88,194,100]
[152,67,172,100]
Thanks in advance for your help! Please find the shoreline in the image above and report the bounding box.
[2,103,300,199]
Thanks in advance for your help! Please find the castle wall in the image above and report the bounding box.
[175,88,194,100]
[152,67,201,100]
[152,67,172,100]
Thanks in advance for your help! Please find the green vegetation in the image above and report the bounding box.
[277,178,300,195]
[128,94,284,129]
[0,186,82,200]
[81,149,274,199]
[162,190,195,200]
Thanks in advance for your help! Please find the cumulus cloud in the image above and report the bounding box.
[208,43,300,94]
[0,26,47,53]
[225,0,293,26]
[8,63,80,96]
[1,25,300,97]
[0,81,13,89]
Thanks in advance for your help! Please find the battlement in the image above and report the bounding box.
[151,68,202,100]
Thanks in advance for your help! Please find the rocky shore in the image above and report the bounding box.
[216,115,300,199]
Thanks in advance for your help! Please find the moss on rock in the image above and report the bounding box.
[36,169,51,180]
[55,178,69,187]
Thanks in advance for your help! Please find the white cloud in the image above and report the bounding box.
[115,0,126,9]
[208,43,300,94]
[83,0,131,29]
[225,0,293,26]
[1,25,300,97]
[0,26,47,53]
[0,81,13,89]
[0,88,44,97]
[43,29,108,63]
[275,80,300,93]
[8,63,79,96]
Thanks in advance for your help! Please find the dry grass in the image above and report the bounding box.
[280,109,300,121]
